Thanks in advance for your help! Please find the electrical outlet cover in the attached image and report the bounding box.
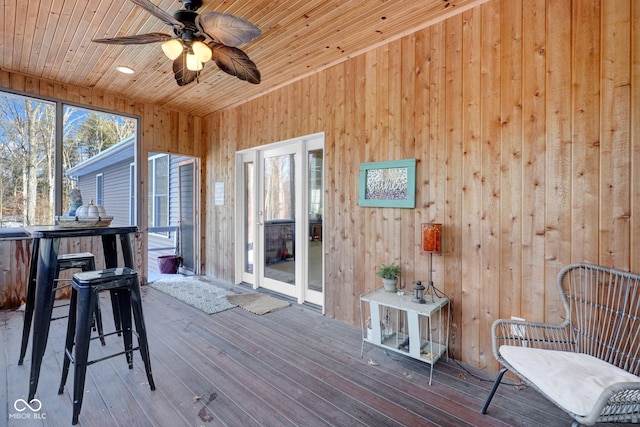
[511,316,525,337]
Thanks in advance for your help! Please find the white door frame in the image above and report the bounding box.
[235,132,324,309]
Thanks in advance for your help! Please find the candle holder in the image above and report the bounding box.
[412,281,426,304]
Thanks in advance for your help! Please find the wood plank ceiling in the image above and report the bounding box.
[1,0,486,117]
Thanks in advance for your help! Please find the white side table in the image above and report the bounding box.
[360,288,450,385]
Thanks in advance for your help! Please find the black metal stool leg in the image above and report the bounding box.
[58,286,78,395]
[94,302,106,345]
[481,367,508,414]
[18,238,39,365]
[114,289,134,368]
[110,291,122,336]
[80,257,107,346]
[70,286,98,425]
[130,277,155,390]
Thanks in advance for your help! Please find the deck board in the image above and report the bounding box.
[2,283,636,426]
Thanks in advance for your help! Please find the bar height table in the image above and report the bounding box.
[21,225,138,401]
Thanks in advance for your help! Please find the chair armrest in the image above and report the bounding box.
[491,318,574,359]
[582,383,640,425]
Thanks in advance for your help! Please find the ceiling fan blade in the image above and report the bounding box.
[196,12,261,47]
[211,43,261,84]
[93,32,174,45]
[172,54,199,86]
[130,0,185,30]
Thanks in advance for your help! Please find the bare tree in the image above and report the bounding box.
[0,95,55,225]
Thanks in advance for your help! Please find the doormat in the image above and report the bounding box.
[149,276,236,314]
[226,293,290,315]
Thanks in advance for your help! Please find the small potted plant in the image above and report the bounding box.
[376,263,402,292]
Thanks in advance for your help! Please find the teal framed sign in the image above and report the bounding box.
[358,159,416,208]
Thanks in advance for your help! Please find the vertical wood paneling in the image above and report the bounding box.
[329,62,349,319]
[544,0,572,324]
[480,0,501,369]
[521,0,547,322]
[460,6,483,367]
[572,0,601,264]
[376,43,393,293]
[0,239,29,309]
[362,48,379,306]
[600,0,631,269]
[498,0,523,331]
[428,22,450,350]
[343,58,357,310]
[388,39,404,282]
[443,13,465,360]
[633,1,640,274]
[414,26,431,299]
[353,53,369,304]
[203,0,638,370]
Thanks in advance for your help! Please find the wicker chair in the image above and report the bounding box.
[482,263,640,426]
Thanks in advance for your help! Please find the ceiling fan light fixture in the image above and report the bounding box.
[162,39,184,60]
[93,0,262,86]
[192,41,212,63]
[186,53,204,71]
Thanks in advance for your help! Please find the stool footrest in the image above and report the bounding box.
[64,347,140,367]
[92,330,122,341]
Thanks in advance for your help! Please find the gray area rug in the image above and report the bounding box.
[149,276,237,314]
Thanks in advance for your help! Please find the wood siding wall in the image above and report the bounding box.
[0,71,203,308]
[204,0,639,370]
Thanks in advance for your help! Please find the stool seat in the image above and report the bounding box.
[59,267,155,425]
[72,267,137,288]
[56,252,96,270]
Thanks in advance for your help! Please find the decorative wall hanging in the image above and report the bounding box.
[358,159,416,208]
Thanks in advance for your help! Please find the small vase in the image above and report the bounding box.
[382,278,397,292]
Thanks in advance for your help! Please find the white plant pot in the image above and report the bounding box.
[382,278,397,292]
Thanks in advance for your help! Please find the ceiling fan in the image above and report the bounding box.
[93,0,261,86]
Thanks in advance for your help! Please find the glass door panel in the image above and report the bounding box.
[306,147,323,300]
[244,161,255,275]
[261,148,297,295]
[239,151,256,285]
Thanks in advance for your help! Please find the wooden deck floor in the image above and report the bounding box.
[1,282,634,427]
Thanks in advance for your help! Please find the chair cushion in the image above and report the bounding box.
[500,345,640,417]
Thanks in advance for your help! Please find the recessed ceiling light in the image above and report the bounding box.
[116,66,135,74]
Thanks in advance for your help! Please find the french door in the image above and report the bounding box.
[236,133,324,308]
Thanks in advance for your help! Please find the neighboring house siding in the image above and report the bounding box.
[173,158,196,270]
[169,155,190,230]
[72,151,193,258]
[76,158,132,227]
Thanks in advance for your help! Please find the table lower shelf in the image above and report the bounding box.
[364,332,447,365]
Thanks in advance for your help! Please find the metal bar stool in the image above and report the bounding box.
[58,267,155,425]
[54,253,106,345]
[18,252,103,365]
